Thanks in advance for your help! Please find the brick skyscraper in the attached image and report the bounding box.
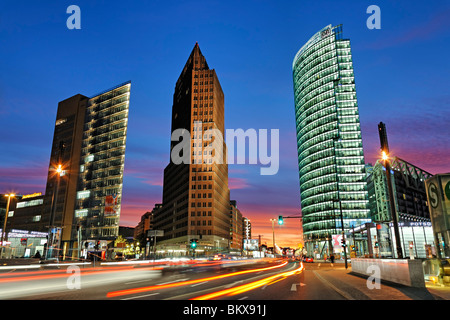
[153,43,230,255]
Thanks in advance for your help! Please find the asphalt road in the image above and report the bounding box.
[0,259,357,301]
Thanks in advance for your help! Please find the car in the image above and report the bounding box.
[302,256,314,263]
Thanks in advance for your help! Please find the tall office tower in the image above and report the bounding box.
[42,81,131,259]
[153,43,230,255]
[229,200,243,252]
[292,25,370,256]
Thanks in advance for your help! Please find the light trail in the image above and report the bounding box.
[190,262,304,300]
[0,266,163,283]
[106,261,288,298]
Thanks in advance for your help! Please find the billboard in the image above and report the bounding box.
[105,193,119,215]
[243,239,259,251]
[425,174,450,233]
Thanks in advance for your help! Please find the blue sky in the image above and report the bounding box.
[1,0,449,246]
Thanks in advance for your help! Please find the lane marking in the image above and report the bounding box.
[107,261,288,298]
[313,271,354,300]
[121,293,160,300]
[191,281,208,287]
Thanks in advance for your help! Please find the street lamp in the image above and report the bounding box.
[378,122,403,259]
[1,194,15,257]
[270,219,276,254]
[47,162,64,261]
[380,150,403,259]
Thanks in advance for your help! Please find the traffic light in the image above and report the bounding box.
[190,239,198,249]
[278,215,284,225]
[374,241,379,248]
[341,238,346,247]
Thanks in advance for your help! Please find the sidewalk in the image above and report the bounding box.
[312,261,450,300]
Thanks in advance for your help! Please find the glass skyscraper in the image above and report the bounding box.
[43,81,131,259]
[74,81,131,241]
[292,25,370,256]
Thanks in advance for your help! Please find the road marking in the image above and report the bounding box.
[156,278,190,285]
[290,283,306,291]
[121,292,160,300]
[238,296,248,300]
[313,271,354,300]
[191,281,208,287]
[224,280,243,288]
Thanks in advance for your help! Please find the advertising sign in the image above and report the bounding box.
[105,193,119,215]
[147,230,164,237]
[243,239,259,251]
[426,175,450,233]
[332,234,343,250]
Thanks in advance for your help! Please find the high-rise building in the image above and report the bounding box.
[42,81,131,259]
[292,25,370,256]
[229,200,243,252]
[153,43,230,255]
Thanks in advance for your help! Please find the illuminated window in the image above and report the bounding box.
[77,190,91,199]
[75,209,88,217]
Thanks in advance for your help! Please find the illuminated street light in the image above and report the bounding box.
[378,122,403,259]
[270,219,276,253]
[47,161,65,261]
[1,194,15,256]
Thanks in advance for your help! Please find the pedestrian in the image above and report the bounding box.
[330,253,335,264]
[34,251,41,259]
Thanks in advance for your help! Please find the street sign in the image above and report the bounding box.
[147,230,164,237]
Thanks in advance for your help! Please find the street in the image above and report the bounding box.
[0,258,440,301]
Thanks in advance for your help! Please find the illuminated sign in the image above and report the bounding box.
[105,193,119,215]
[55,118,67,126]
[320,28,332,38]
[22,193,42,199]
[243,239,259,251]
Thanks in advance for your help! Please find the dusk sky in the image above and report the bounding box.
[1,1,449,248]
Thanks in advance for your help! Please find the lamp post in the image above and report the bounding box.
[47,163,63,261]
[381,151,403,258]
[1,194,15,257]
[270,219,276,254]
[378,122,403,259]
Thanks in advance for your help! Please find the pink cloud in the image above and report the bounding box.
[228,177,249,190]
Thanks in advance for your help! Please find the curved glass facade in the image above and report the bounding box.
[292,25,370,253]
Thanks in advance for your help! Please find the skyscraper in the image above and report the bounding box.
[292,25,370,256]
[153,43,230,255]
[43,81,131,259]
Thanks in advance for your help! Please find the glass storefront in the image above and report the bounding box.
[349,221,435,259]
